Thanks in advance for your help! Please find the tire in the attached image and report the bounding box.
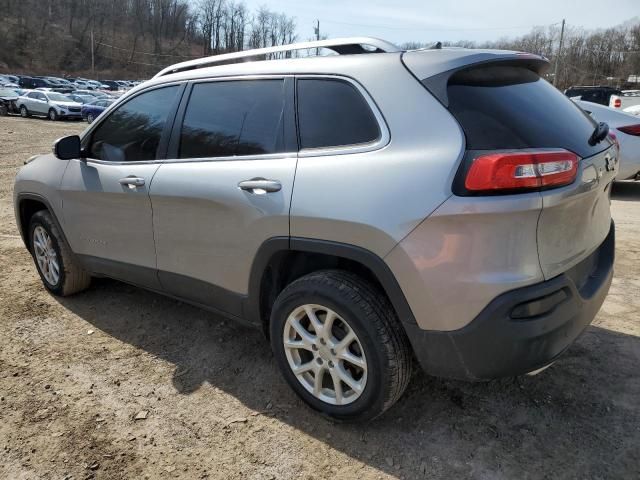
[28,210,91,296]
[0,103,8,116]
[48,108,58,121]
[270,270,412,422]
[20,105,29,118]
[86,113,94,124]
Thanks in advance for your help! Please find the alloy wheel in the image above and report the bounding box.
[283,304,368,406]
[32,225,60,286]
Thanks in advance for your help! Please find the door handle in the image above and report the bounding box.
[119,176,145,189]
[238,178,282,194]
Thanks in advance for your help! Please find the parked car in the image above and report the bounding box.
[17,75,36,89]
[565,85,622,106]
[609,90,640,111]
[0,87,19,115]
[99,80,121,91]
[575,99,640,180]
[13,38,616,421]
[17,90,82,120]
[29,77,72,93]
[81,98,115,123]
[67,93,96,104]
[623,104,640,116]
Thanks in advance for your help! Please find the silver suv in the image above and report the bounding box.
[13,38,616,421]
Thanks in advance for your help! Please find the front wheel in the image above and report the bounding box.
[20,105,29,117]
[29,210,91,296]
[0,103,8,116]
[48,108,59,121]
[86,112,94,124]
[270,270,412,422]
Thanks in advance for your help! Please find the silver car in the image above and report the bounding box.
[13,37,616,421]
[17,91,82,120]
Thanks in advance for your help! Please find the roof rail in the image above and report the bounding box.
[153,37,402,78]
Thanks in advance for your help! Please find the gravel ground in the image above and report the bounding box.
[0,116,639,480]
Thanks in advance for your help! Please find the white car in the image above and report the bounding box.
[17,91,83,121]
[575,99,640,180]
[623,104,640,116]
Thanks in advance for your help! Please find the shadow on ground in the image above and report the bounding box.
[612,180,640,201]
[55,278,640,479]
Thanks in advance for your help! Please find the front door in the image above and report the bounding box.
[60,84,183,289]
[150,78,297,317]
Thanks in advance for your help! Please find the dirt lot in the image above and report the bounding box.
[0,116,638,480]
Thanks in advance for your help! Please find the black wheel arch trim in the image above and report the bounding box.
[244,236,418,328]
[15,193,70,253]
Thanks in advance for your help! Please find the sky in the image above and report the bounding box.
[240,0,640,45]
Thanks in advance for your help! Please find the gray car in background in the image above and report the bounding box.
[13,37,616,421]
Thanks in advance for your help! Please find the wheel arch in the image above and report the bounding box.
[16,193,67,253]
[245,237,418,337]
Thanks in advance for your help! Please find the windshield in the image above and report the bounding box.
[0,88,18,96]
[47,92,72,102]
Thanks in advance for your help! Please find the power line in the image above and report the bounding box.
[320,18,562,31]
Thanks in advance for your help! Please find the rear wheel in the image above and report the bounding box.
[20,105,29,118]
[29,210,91,296]
[270,270,412,422]
[48,108,58,121]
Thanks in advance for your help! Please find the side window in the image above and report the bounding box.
[88,86,179,162]
[179,80,286,159]
[297,78,380,149]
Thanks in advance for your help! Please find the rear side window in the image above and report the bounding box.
[179,80,286,159]
[297,79,380,149]
[446,65,605,158]
[89,86,179,162]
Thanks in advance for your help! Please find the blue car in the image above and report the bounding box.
[81,98,114,123]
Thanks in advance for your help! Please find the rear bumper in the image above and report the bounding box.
[406,221,614,380]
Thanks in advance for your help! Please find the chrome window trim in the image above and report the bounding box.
[295,74,391,158]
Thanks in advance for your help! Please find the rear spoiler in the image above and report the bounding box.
[402,49,549,107]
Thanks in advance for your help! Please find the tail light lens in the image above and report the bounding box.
[613,97,622,108]
[465,150,579,193]
[618,124,640,136]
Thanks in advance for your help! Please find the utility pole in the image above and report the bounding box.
[314,20,320,56]
[553,19,565,87]
[91,28,95,75]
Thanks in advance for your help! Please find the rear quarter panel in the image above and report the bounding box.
[290,55,465,258]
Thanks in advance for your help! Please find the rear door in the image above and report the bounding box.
[60,84,183,288]
[149,77,297,317]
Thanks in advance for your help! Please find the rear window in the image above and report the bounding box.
[446,65,606,158]
[297,79,380,149]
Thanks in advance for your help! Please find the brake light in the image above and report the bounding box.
[465,150,579,192]
[613,97,622,108]
[618,124,640,136]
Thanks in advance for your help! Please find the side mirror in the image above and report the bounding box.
[53,135,82,160]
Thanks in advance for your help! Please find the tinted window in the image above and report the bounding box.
[446,65,605,158]
[297,79,380,149]
[179,80,286,159]
[89,86,179,162]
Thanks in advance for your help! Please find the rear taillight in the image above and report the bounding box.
[618,124,640,136]
[465,150,579,193]
[613,97,622,108]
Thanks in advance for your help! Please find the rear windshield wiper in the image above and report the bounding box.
[588,122,609,146]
